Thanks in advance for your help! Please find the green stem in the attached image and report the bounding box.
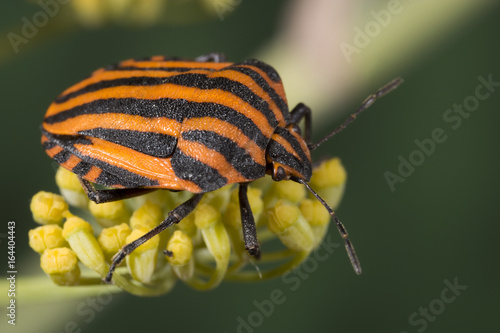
[225,251,310,281]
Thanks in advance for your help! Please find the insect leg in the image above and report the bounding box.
[238,183,260,258]
[195,53,226,63]
[105,193,204,283]
[79,178,156,204]
[290,103,312,144]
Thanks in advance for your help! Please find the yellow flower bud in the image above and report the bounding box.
[201,186,232,212]
[88,200,131,228]
[267,200,315,252]
[175,212,198,239]
[300,199,330,226]
[248,175,273,193]
[126,190,170,212]
[130,200,170,253]
[166,230,193,266]
[98,223,132,262]
[29,225,68,253]
[263,180,306,208]
[30,191,69,225]
[125,227,160,284]
[222,201,240,230]
[55,167,88,209]
[129,200,163,230]
[194,204,230,264]
[166,230,194,281]
[309,158,347,209]
[71,0,106,27]
[40,248,80,285]
[62,216,107,276]
[300,199,330,246]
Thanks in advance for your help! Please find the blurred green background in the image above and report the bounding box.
[1,0,499,332]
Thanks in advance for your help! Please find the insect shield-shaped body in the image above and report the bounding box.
[42,53,402,283]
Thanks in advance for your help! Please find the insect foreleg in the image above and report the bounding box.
[239,183,260,258]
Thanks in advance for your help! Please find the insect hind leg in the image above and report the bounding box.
[105,193,204,283]
[290,103,312,144]
[79,177,156,204]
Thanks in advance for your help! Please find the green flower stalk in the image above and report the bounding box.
[62,215,108,276]
[28,157,348,296]
[267,200,315,253]
[189,203,230,290]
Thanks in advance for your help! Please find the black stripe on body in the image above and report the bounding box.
[166,73,279,129]
[54,74,279,132]
[42,140,57,150]
[42,130,93,145]
[276,128,310,166]
[268,127,312,181]
[42,130,159,188]
[170,150,227,193]
[239,59,282,83]
[55,75,180,104]
[72,160,93,176]
[44,99,270,149]
[228,66,290,124]
[77,128,177,158]
[182,130,265,180]
[52,149,71,164]
[55,70,221,103]
[45,98,185,123]
[113,66,217,72]
[268,142,308,181]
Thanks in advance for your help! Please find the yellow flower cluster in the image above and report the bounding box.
[71,0,167,26]
[68,0,242,27]
[29,158,346,296]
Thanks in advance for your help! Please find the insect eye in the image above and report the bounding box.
[291,124,301,135]
[273,166,287,181]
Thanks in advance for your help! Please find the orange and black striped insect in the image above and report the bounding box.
[41,53,402,283]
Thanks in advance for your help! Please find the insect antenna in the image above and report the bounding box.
[308,77,403,151]
[294,177,362,275]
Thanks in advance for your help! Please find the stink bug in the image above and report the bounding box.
[41,53,402,283]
